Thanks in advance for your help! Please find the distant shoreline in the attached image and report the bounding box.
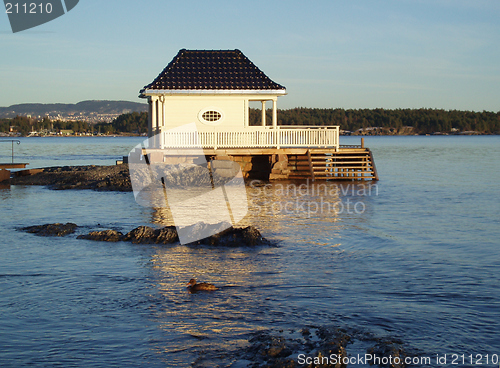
[0,133,145,138]
[1,132,496,138]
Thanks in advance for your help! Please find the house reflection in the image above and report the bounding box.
[146,180,372,232]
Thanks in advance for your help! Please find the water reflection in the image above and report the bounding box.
[144,180,378,365]
[149,180,377,231]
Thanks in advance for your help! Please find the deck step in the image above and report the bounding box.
[311,160,372,165]
[322,155,370,160]
[282,147,378,181]
[320,161,372,164]
[315,166,373,170]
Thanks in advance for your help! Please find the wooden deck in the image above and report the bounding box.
[0,163,29,183]
[135,144,378,181]
[0,163,28,169]
[285,147,378,181]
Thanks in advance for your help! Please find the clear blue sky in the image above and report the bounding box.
[1,0,499,111]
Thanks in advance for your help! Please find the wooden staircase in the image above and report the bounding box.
[287,147,378,181]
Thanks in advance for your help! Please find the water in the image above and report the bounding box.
[0,136,142,168]
[0,136,499,367]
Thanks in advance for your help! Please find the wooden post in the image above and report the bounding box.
[307,150,315,182]
[361,138,365,148]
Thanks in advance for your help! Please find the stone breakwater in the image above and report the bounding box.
[19,222,268,247]
[9,163,237,191]
[11,165,132,191]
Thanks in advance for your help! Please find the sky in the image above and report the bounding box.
[1,0,499,111]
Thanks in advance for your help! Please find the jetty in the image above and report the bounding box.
[0,140,29,182]
[136,49,378,181]
[138,136,378,181]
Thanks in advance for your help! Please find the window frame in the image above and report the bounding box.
[198,107,224,125]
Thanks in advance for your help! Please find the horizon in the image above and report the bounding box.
[1,99,500,114]
[1,1,499,112]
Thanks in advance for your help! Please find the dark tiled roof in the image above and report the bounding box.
[141,49,285,93]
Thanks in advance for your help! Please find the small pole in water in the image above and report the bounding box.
[10,140,20,163]
[1,140,21,164]
[361,138,365,148]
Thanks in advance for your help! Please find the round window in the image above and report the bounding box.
[202,110,221,122]
[198,108,224,125]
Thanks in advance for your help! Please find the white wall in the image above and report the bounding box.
[162,96,244,132]
[148,94,281,132]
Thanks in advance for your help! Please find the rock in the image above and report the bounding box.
[77,229,123,242]
[367,339,408,368]
[8,162,246,192]
[154,226,179,244]
[177,222,267,246]
[207,226,266,246]
[10,164,133,192]
[122,226,157,243]
[77,223,266,247]
[192,325,418,367]
[122,225,178,244]
[14,169,44,177]
[21,223,78,237]
[180,222,232,245]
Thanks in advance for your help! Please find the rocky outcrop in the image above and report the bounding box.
[10,164,132,191]
[21,220,267,247]
[77,224,266,246]
[21,223,78,237]
[10,163,241,191]
[121,225,178,244]
[77,229,123,242]
[197,326,415,368]
[201,225,265,246]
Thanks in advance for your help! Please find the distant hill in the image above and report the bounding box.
[0,100,148,119]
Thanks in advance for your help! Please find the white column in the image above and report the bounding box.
[157,96,164,129]
[151,96,158,148]
[147,98,153,138]
[272,98,278,128]
[158,96,165,148]
[261,100,266,126]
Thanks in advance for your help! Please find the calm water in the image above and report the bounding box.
[0,136,499,367]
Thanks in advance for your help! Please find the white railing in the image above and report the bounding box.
[161,126,339,150]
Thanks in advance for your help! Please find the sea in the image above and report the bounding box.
[0,135,499,367]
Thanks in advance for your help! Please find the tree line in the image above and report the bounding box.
[250,108,500,134]
[0,116,92,136]
[1,109,498,136]
[0,112,148,136]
